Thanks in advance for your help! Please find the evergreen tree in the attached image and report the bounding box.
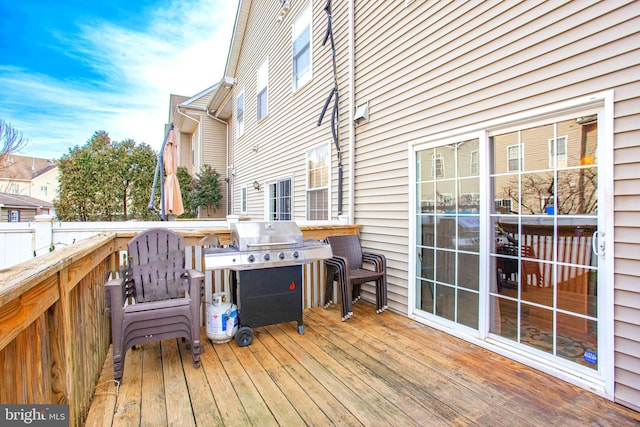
[189,164,222,218]
[176,166,197,218]
[54,131,158,221]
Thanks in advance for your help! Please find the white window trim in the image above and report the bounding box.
[8,210,20,222]
[257,59,269,121]
[548,135,568,168]
[506,143,524,172]
[408,91,615,398]
[292,3,312,91]
[470,150,479,175]
[240,186,248,214]
[265,176,294,221]
[432,154,444,178]
[306,143,331,220]
[237,89,245,137]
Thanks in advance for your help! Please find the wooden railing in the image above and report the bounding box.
[0,224,359,426]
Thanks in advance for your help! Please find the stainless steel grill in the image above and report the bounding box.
[202,221,332,346]
[204,221,332,270]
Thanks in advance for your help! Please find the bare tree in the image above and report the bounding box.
[0,117,28,164]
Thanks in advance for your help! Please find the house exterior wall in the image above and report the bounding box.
[30,168,59,204]
[200,116,229,218]
[228,0,352,221]
[352,0,639,409]
[218,0,640,409]
[179,132,192,174]
[175,110,229,218]
[0,207,39,222]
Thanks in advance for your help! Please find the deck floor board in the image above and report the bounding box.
[86,303,640,426]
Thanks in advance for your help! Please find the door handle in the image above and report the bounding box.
[592,230,605,256]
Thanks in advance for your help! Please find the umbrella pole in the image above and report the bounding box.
[148,123,174,220]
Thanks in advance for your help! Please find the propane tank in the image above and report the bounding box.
[206,292,238,343]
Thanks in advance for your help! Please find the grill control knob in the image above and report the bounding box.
[263,253,270,261]
[247,254,255,262]
[292,251,299,258]
[278,252,285,259]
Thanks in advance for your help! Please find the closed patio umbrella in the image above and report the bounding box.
[163,129,184,216]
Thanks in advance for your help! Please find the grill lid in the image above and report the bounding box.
[231,221,303,251]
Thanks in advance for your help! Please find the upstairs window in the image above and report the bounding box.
[433,155,444,178]
[507,144,523,172]
[549,136,567,168]
[237,90,245,136]
[293,4,312,90]
[470,150,479,175]
[257,60,269,121]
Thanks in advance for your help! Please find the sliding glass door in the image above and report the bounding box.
[414,112,604,374]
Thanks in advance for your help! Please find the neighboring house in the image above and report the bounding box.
[0,192,53,222]
[168,85,231,218]
[198,0,639,410]
[0,155,58,205]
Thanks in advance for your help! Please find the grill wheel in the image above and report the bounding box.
[235,326,254,347]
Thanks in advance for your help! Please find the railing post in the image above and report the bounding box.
[31,214,54,257]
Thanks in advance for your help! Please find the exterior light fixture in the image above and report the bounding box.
[253,180,261,191]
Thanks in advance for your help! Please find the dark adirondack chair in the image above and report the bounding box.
[324,235,387,320]
[105,228,205,382]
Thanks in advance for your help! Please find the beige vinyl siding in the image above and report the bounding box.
[179,132,192,174]
[613,87,640,410]
[353,0,640,407]
[230,0,352,220]
[200,117,229,218]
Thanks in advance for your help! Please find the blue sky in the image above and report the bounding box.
[0,0,237,159]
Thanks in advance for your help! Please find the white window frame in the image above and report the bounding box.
[507,143,523,172]
[267,177,293,221]
[237,90,245,137]
[257,59,269,121]
[240,186,248,214]
[433,154,444,178]
[548,135,568,168]
[470,150,479,175]
[306,143,330,220]
[292,3,312,90]
[495,198,513,212]
[8,210,20,222]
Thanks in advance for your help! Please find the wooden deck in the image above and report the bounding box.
[86,303,640,426]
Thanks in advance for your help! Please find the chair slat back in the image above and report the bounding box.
[128,228,187,302]
[327,235,363,270]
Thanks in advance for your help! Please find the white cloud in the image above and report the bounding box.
[0,0,237,159]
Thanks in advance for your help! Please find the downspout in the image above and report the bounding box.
[347,0,355,225]
[206,110,231,218]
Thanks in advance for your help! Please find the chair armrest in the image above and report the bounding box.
[325,255,349,272]
[104,277,126,313]
[185,269,205,303]
[363,252,386,272]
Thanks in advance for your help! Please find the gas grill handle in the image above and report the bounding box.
[246,240,298,248]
